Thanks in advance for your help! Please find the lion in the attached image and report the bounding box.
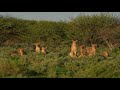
[9,48,24,57]
[17,48,24,56]
[35,43,40,54]
[41,46,47,54]
[101,51,109,59]
[100,48,111,59]
[86,44,97,57]
[70,39,78,57]
[79,45,85,57]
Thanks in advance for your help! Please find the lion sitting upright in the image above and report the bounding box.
[41,46,47,54]
[17,48,24,56]
[35,42,40,54]
[70,39,78,58]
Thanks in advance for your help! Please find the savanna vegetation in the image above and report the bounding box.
[0,13,120,78]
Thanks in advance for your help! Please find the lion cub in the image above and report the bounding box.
[35,43,40,54]
[100,49,110,59]
[86,44,97,57]
[79,45,85,57]
[41,46,47,54]
[10,48,24,57]
[17,48,24,56]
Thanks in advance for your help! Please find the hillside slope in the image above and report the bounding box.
[0,13,120,78]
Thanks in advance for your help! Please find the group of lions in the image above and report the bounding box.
[70,39,109,59]
[9,40,109,59]
[9,42,47,57]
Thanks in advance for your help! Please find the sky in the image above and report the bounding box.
[0,12,120,21]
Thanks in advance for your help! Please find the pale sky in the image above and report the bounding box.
[0,12,120,21]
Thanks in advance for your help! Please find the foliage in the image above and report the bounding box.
[0,13,120,78]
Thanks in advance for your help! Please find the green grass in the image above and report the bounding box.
[0,45,120,78]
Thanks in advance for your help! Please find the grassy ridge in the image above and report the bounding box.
[0,13,120,78]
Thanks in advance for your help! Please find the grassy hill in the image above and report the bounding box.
[0,13,120,78]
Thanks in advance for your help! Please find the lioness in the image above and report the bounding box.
[70,39,78,57]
